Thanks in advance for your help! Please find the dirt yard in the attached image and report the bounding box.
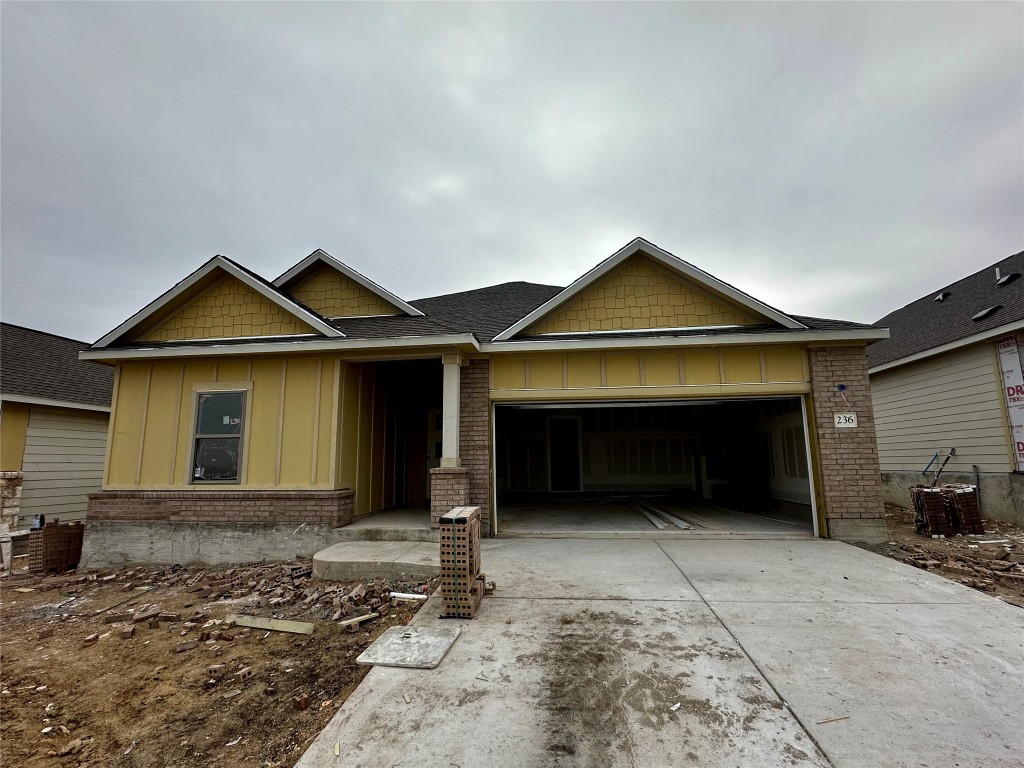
[0,561,438,767]
[860,504,1024,608]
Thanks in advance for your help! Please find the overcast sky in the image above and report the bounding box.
[2,2,1021,343]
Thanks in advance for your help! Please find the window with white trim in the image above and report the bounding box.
[191,391,244,483]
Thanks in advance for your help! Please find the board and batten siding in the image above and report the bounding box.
[870,343,1012,474]
[19,407,109,526]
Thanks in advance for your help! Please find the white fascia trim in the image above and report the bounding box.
[868,318,1024,374]
[481,328,889,353]
[328,313,402,320]
[273,249,425,317]
[78,334,481,361]
[93,256,344,348]
[492,238,807,341]
[537,324,742,337]
[1,393,111,413]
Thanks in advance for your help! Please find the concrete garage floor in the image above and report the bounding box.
[498,498,813,536]
[297,539,1024,768]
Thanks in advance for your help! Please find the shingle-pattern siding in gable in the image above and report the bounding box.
[867,250,1024,368]
[288,265,402,318]
[137,274,317,341]
[525,256,763,334]
[0,323,113,407]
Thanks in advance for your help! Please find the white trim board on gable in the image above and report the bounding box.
[492,238,807,341]
[92,256,344,348]
[273,249,424,317]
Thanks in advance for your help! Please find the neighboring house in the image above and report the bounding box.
[867,251,1024,526]
[0,323,114,531]
[78,238,889,566]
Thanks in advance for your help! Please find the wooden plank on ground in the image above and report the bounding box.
[636,499,693,530]
[634,504,668,530]
[337,612,379,628]
[226,614,314,635]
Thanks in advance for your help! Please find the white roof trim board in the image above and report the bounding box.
[273,249,424,317]
[93,256,344,348]
[492,238,807,341]
[80,333,482,361]
[868,318,1024,374]
[0,392,112,413]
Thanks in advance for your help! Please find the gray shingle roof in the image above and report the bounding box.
[410,282,564,342]
[866,250,1024,369]
[1,323,114,407]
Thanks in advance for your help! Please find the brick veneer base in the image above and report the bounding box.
[429,467,470,528]
[808,346,886,542]
[87,489,355,528]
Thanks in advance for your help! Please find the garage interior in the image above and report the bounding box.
[494,398,816,535]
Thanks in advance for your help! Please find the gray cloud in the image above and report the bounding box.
[2,1,1021,341]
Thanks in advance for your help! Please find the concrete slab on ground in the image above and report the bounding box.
[299,537,1024,768]
[299,597,827,768]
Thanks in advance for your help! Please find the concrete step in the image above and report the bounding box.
[333,526,438,543]
[313,541,440,582]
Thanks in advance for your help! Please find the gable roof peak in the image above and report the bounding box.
[491,237,806,341]
[92,254,344,348]
[273,248,424,317]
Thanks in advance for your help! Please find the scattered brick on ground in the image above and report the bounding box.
[859,503,1024,608]
[0,558,439,767]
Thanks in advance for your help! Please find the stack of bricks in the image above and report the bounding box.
[28,521,85,575]
[942,484,984,535]
[911,486,952,536]
[911,484,985,537]
[439,506,485,619]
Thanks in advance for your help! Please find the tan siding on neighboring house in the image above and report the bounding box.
[870,343,1011,473]
[19,407,108,525]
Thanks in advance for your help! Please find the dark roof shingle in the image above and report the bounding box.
[866,251,1024,368]
[410,282,564,342]
[1,323,114,407]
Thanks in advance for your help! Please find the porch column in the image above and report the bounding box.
[441,353,464,467]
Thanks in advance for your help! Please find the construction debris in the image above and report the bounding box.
[1,559,434,767]
[226,615,314,635]
[866,504,1024,607]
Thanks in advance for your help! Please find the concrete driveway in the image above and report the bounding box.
[296,538,1024,768]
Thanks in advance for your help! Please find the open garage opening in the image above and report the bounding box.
[494,397,816,536]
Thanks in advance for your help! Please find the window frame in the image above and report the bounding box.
[189,386,248,485]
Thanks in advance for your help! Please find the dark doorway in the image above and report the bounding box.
[548,416,581,492]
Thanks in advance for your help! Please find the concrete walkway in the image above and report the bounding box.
[297,538,1024,768]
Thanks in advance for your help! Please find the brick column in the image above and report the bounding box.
[429,467,470,527]
[460,359,491,533]
[808,346,887,543]
[1,471,23,531]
